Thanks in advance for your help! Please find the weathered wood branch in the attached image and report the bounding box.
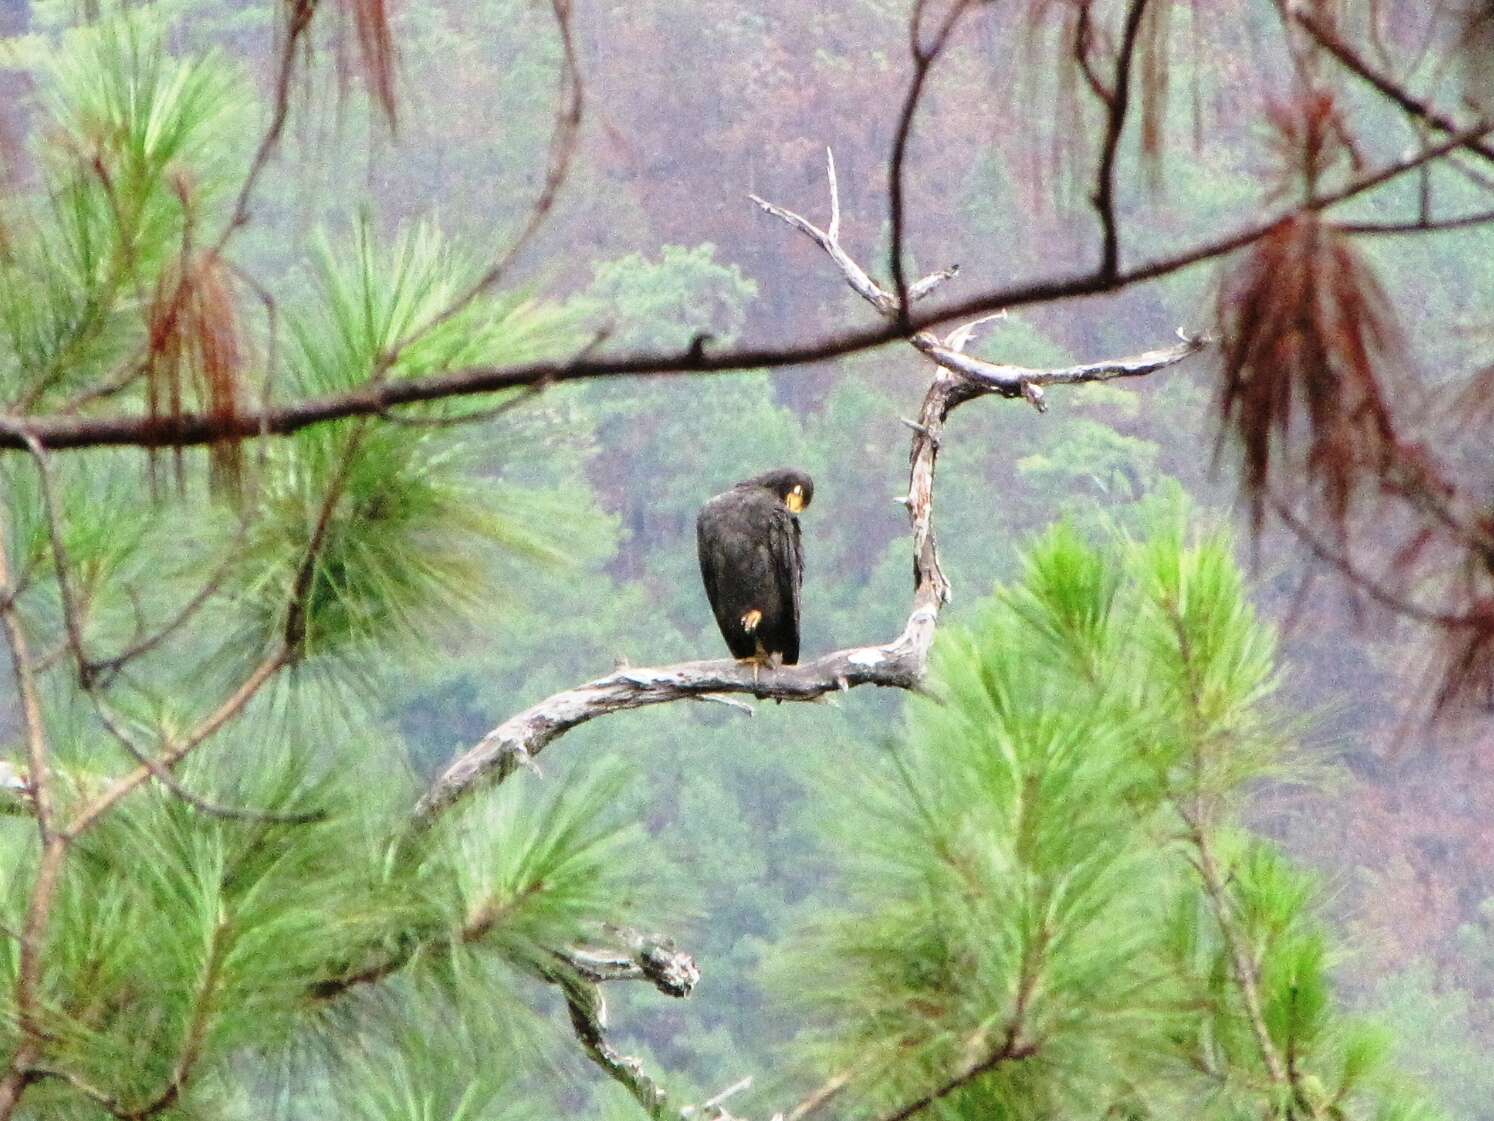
[559,929,701,995]
[751,150,1205,414]
[541,931,702,1121]
[411,623,936,825]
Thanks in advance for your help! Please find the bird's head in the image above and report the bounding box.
[742,468,814,514]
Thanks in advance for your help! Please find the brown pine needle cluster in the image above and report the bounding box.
[337,0,400,129]
[1216,213,1402,535]
[1262,89,1360,200]
[145,250,246,493]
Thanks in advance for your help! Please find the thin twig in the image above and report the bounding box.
[377,0,583,371]
[1297,11,1494,169]
[64,647,287,839]
[1269,498,1473,628]
[1334,208,1494,235]
[1092,0,1151,279]
[872,1031,1038,1121]
[113,918,230,1120]
[212,0,318,254]
[19,433,314,824]
[888,0,974,326]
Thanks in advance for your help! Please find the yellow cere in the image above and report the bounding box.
[786,487,805,513]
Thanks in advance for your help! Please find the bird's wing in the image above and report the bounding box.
[767,507,802,664]
[698,503,740,643]
[696,509,721,613]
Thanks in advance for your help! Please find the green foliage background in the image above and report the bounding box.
[0,1,1489,1119]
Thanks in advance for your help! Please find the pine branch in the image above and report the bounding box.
[2,119,1488,453]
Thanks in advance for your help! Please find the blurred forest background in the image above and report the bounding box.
[2,0,1494,1117]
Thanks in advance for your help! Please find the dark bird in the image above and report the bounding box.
[697,468,814,671]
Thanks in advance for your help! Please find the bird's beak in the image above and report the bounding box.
[786,490,805,514]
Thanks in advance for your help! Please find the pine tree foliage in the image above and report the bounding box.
[779,513,1442,1121]
[0,724,655,1118]
[0,10,640,1117]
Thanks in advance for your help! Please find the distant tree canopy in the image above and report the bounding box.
[0,2,1490,1120]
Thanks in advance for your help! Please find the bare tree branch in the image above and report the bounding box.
[782,1066,861,1121]
[1334,208,1494,235]
[1268,498,1478,629]
[1296,11,1494,169]
[540,931,701,1119]
[1092,0,1151,279]
[213,0,319,253]
[888,0,976,324]
[560,929,701,995]
[682,1076,754,1120]
[552,965,670,1117]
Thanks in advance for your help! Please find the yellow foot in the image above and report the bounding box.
[736,654,770,689]
[739,608,762,634]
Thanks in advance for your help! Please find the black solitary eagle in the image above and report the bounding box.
[696,468,814,667]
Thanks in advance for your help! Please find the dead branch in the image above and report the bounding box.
[411,630,935,825]
[552,964,670,1117]
[888,0,976,322]
[540,931,701,1120]
[313,916,699,1120]
[1297,11,1494,170]
[1092,0,1151,279]
[682,1076,754,1120]
[559,929,701,996]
